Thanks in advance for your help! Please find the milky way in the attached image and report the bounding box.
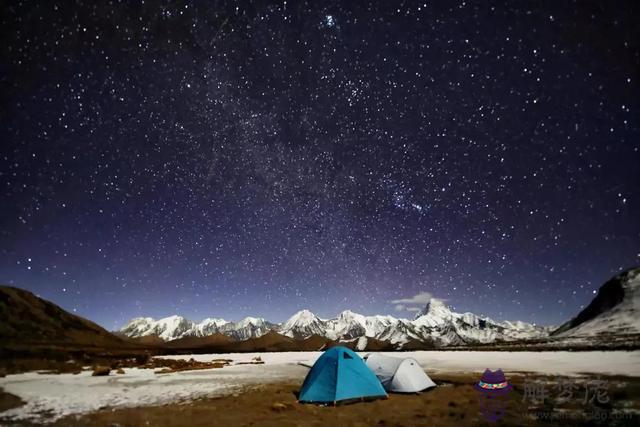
[1,1,638,329]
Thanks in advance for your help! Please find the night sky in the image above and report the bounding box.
[1,1,638,330]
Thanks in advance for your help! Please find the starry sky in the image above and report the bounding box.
[1,1,638,330]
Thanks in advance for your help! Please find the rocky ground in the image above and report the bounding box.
[0,353,236,377]
[2,373,639,426]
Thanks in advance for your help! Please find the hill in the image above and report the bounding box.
[552,267,640,338]
[0,286,128,349]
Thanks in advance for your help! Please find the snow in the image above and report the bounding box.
[413,298,453,326]
[0,363,308,423]
[285,310,318,325]
[120,315,271,341]
[279,310,326,338]
[2,350,638,422]
[118,299,549,345]
[194,317,229,336]
[237,316,264,326]
[356,336,368,351]
[558,268,640,337]
[157,350,640,377]
[199,317,229,327]
[118,270,638,346]
[121,315,202,341]
[277,303,532,345]
[219,317,273,340]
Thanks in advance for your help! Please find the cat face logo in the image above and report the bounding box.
[475,369,512,422]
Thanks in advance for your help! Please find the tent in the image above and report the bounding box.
[364,353,436,393]
[298,346,388,404]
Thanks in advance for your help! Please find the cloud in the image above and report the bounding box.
[390,291,442,314]
[390,291,433,305]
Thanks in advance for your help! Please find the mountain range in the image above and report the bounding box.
[119,267,640,348]
[120,315,276,342]
[1,267,638,360]
[121,299,553,348]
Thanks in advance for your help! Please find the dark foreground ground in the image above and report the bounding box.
[2,373,638,426]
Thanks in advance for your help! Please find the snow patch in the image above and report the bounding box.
[2,351,638,423]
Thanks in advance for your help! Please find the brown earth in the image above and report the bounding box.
[0,286,130,348]
[402,338,438,351]
[221,331,300,352]
[295,335,334,351]
[164,333,236,349]
[128,335,166,346]
[23,373,634,427]
[0,286,154,373]
[0,388,24,414]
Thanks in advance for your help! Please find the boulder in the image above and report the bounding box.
[92,366,111,376]
[271,402,290,412]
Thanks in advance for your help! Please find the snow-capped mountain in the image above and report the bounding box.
[120,315,196,341]
[218,317,275,340]
[413,298,454,325]
[278,309,424,344]
[325,311,419,343]
[120,316,250,341]
[406,298,551,345]
[194,318,229,336]
[120,315,276,341]
[552,267,640,338]
[279,310,327,339]
[119,299,548,346]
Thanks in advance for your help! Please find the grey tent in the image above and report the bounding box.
[364,353,436,393]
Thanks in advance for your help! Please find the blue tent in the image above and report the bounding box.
[298,346,388,404]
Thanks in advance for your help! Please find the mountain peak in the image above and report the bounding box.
[295,309,315,316]
[280,309,325,338]
[338,309,364,319]
[158,315,185,322]
[237,316,264,326]
[199,317,228,327]
[413,298,452,320]
[287,309,319,323]
[552,267,640,337]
